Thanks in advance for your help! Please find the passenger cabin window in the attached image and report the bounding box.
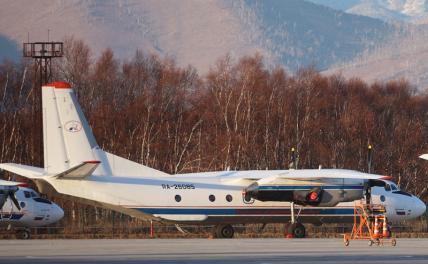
[209,195,215,202]
[385,184,391,191]
[24,191,31,198]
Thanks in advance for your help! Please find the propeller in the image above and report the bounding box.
[0,186,21,211]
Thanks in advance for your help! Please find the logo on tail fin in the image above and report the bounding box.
[64,121,82,133]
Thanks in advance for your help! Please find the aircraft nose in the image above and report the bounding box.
[52,203,64,222]
[413,197,426,218]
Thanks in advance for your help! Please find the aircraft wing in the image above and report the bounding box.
[223,169,392,185]
[419,154,428,160]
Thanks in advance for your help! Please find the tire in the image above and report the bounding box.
[391,239,397,247]
[368,240,373,246]
[344,239,349,246]
[288,223,306,238]
[215,225,234,239]
[17,230,30,240]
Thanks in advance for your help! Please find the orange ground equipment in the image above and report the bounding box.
[343,202,396,247]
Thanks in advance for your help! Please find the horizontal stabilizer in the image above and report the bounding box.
[419,154,428,160]
[0,179,28,186]
[55,161,101,179]
[0,163,45,179]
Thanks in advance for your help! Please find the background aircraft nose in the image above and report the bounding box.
[413,197,426,218]
[52,203,64,222]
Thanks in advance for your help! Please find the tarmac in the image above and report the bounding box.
[0,238,427,264]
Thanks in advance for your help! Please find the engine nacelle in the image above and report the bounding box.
[243,183,364,207]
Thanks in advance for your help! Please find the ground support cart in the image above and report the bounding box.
[343,203,396,247]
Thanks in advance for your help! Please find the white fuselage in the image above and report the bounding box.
[41,170,426,225]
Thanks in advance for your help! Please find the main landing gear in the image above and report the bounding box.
[16,228,31,239]
[213,224,235,238]
[286,202,306,238]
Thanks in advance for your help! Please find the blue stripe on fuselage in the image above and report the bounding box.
[133,207,355,216]
[258,185,363,190]
[0,213,24,220]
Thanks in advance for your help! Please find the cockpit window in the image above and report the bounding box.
[33,197,52,204]
[31,192,39,198]
[391,184,398,191]
[24,191,31,198]
[384,184,391,191]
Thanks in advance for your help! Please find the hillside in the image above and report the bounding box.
[0,0,393,73]
[308,0,428,24]
[327,24,428,90]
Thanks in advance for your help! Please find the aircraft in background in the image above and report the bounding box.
[0,82,425,238]
[0,179,64,239]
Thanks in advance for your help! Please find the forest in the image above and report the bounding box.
[0,37,427,236]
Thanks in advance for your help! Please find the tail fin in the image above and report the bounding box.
[43,82,98,174]
[42,82,169,178]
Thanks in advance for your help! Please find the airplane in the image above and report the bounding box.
[0,81,425,238]
[0,179,64,239]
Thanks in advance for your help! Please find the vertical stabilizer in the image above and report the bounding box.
[42,81,169,178]
[42,82,98,174]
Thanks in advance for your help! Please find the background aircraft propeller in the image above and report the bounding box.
[0,186,21,210]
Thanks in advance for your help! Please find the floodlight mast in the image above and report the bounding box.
[23,42,63,167]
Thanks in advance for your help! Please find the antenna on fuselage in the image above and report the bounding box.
[289,147,298,170]
[367,144,373,174]
[365,144,374,206]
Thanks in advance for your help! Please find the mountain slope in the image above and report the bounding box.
[307,0,428,23]
[245,0,393,70]
[0,0,393,73]
[326,24,428,90]
[0,0,264,72]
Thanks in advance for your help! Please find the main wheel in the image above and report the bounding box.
[16,230,31,239]
[215,224,234,239]
[288,223,306,238]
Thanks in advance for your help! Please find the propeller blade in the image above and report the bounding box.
[8,190,21,211]
[0,193,7,210]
